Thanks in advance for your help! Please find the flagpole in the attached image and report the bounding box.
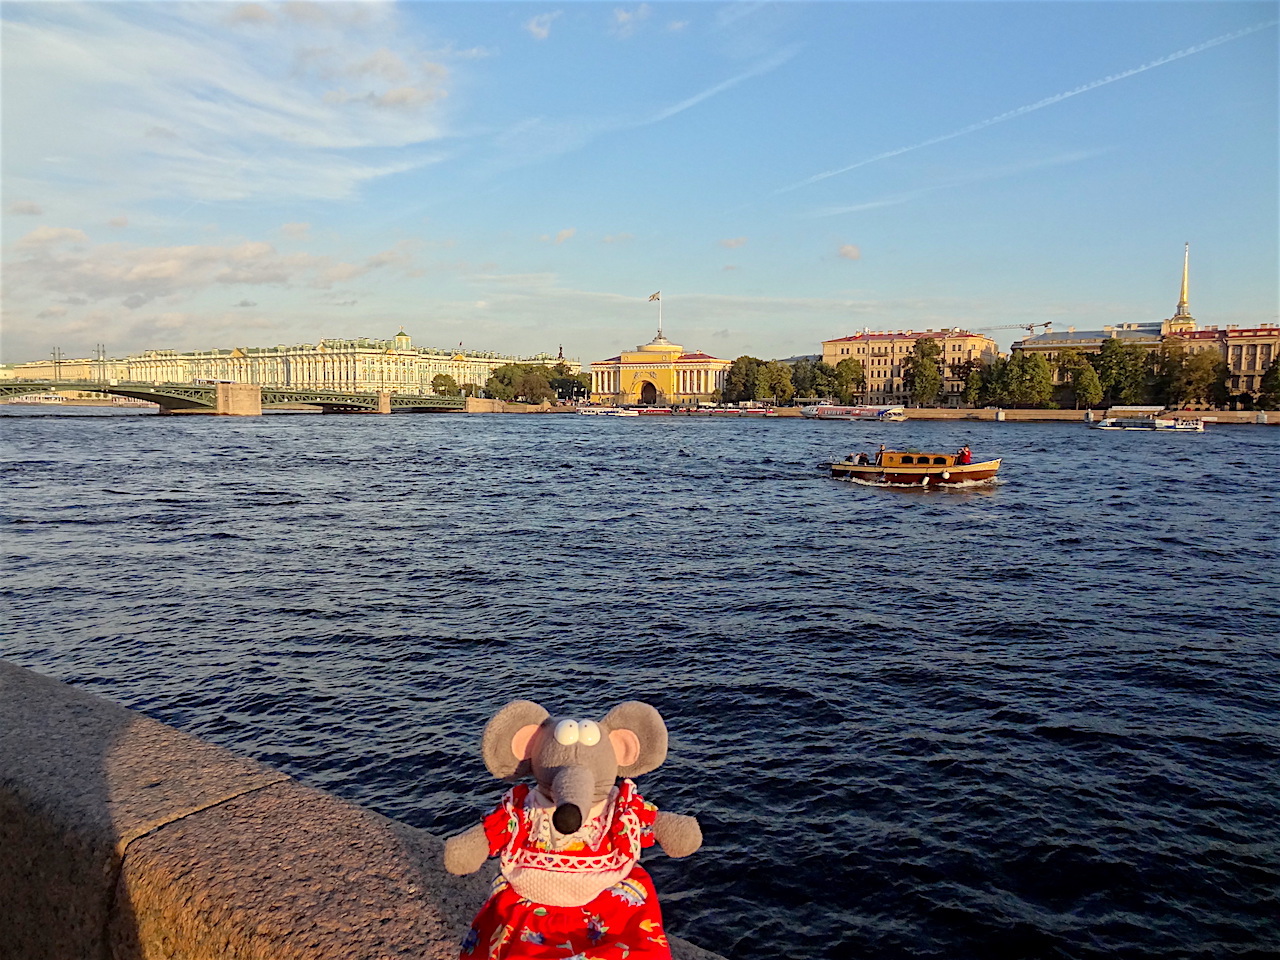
[658,295,663,338]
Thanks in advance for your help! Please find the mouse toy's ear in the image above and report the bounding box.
[481,700,549,780]
[603,701,668,778]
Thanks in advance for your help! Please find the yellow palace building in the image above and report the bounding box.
[590,329,732,406]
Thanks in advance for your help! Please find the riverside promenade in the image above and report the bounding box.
[0,662,721,960]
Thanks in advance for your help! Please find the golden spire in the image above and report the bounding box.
[1176,242,1190,317]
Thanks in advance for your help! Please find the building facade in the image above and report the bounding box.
[821,329,999,405]
[5,330,578,396]
[589,330,732,405]
[1012,246,1279,395]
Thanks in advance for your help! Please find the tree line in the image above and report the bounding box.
[717,356,868,404]
[955,338,1276,410]
[429,363,590,403]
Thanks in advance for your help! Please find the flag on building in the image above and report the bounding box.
[648,291,660,301]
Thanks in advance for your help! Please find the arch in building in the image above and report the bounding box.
[639,381,658,405]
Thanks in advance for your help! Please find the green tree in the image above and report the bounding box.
[962,365,985,406]
[757,360,795,403]
[902,337,944,405]
[460,382,482,397]
[1093,338,1152,405]
[834,357,866,401]
[788,358,818,398]
[431,373,460,396]
[1054,346,1089,380]
[483,363,556,402]
[809,361,841,400]
[1182,350,1228,406]
[1071,362,1103,408]
[515,371,555,403]
[1005,352,1055,407]
[549,372,590,401]
[1257,358,1280,409]
[1154,340,1190,407]
[722,356,764,403]
[975,357,1009,406]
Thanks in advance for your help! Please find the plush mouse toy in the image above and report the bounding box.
[444,700,702,959]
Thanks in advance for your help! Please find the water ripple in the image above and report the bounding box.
[2,409,1278,959]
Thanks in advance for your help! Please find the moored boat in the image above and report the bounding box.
[577,407,639,416]
[801,403,906,421]
[829,448,1001,486]
[1091,416,1204,432]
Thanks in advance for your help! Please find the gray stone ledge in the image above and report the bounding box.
[0,662,721,960]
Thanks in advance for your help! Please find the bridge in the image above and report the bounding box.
[0,380,468,415]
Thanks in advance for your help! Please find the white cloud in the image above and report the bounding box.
[2,3,456,208]
[613,5,652,38]
[539,228,576,244]
[6,234,420,312]
[838,244,862,261]
[720,237,747,248]
[524,12,562,41]
[19,226,89,247]
[7,201,43,215]
[281,222,311,237]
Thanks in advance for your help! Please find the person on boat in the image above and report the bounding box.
[875,444,886,466]
[957,445,972,465]
[855,452,870,465]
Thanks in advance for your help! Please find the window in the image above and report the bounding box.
[901,456,914,464]
[933,457,947,465]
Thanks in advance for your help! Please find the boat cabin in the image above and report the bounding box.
[879,451,957,467]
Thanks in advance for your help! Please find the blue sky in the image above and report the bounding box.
[2,1,1276,366]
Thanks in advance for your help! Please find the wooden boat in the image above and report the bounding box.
[829,449,1001,485]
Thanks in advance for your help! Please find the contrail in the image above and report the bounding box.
[777,20,1277,194]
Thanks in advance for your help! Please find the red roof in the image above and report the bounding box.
[676,352,724,362]
[824,330,978,343]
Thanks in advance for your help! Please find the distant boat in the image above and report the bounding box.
[7,393,64,404]
[1091,416,1204,432]
[800,403,906,421]
[577,407,640,417]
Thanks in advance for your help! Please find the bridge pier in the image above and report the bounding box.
[215,383,262,416]
[376,390,392,414]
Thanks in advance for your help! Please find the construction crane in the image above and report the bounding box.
[971,322,1054,336]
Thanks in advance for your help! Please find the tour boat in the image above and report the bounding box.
[7,393,64,404]
[577,407,638,416]
[829,449,1001,486]
[801,403,906,422]
[1091,416,1204,432]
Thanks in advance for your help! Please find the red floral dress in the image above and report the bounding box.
[460,779,671,959]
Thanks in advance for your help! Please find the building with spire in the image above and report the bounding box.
[589,294,733,405]
[589,331,731,406]
[1012,245,1278,396]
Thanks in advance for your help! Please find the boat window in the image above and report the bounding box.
[900,455,914,464]
[933,457,947,465]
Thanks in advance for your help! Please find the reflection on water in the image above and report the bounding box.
[2,410,1278,959]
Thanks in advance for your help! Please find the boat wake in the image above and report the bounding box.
[836,475,1002,491]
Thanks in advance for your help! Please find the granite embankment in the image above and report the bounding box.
[0,662,721,960]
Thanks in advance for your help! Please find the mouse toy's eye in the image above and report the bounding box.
[554,719,580,745]
[578,720,602,746]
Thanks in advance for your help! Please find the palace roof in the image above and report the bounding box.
[676,352,723,362]
[823,330,980,343]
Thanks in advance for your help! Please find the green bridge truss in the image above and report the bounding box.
[0,381,467,413]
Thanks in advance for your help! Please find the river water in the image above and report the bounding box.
[2,408,1277,959]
